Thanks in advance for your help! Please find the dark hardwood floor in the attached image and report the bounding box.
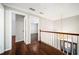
[0,41,64,55]
[14,41,64,55]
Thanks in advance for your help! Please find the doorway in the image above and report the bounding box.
[15,14,26,54]
[29,16,39,43]
[16,14,24,42]
[31,23,38,43]
[12,13,26,55]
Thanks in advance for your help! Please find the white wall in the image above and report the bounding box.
[40,19,54,31]
[53,15,79,33]
[4,7,12,51]
[62,15,79,33]
[31,23,38,33]
[40,19,59,49]
[16,14,24,42]
[40,15,79,35]
[0,4,4,53]
[12,13,16,35]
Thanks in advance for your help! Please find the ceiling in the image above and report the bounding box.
[4,3,79,20]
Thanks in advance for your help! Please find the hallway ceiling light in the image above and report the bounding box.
[39,12,44,15]
[29,8,35,11]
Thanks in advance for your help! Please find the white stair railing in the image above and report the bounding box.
[40,30,79,55]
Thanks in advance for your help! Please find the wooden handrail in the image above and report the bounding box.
[40,30,79,36]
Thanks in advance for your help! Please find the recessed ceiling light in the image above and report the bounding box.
[29,8,35,11]
[40,12,44,15]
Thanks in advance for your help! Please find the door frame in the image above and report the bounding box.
[11,10,27,44]
[30,23,38,43]
[29,15,40,43]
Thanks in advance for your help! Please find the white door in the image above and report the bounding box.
[0,4,4,54]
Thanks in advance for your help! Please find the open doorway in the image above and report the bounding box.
[31,23,38,43]
[12,13,26,55]
[29,16,39,43]
[16,14,24,43]
[15,14,25,55]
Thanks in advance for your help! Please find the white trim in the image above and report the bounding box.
[28,15,31,44]
[24,16,26,44]
[38,18,40,41]
[0,51,4,54]
[11,10,26,16]
[11,10,28,44]
[0,3,4,54]
[24,15,29,44]
[4,48,11,52]
[4,9,12,52]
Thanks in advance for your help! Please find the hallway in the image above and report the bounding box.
[0,3,79,55]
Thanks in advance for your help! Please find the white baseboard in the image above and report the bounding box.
[4,48,11,52]
[0,48,11,54]
[0,50,4,54]
[16,40,24,42]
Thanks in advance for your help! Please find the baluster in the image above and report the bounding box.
[60,34,65,53]
[58,34,60,50]
[57,33,58,49]
[71,35,73,55]
[66,35,68,55]
[77,36,79,55]
[62,34,64,53]
[57,34,60,49]
[53,33,55,47]
[40,30,41,42]
[54,33,56,48]
[53,33,55,48]
[52,33,54,47]
[51,33,52,46]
